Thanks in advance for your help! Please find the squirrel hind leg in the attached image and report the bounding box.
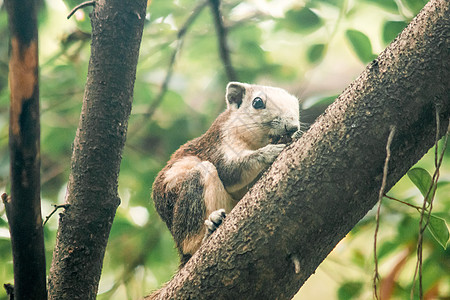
[200,161,235,214]
[173,161,232,264]
[199,161,235,242]
[172,165,207,260]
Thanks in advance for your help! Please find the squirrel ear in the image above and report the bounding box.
[226,82,246,109]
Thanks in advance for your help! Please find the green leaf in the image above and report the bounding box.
[428,215,449,249]
[307,44,326,63]
[148,0,175,21]
[363,0,398,13]
[378,241,400,259]
[402,0,428,15]
[436,180,450,189]
[407,167,435,199]
[396,215,419,243]
[281,7,322,34]
[311,0,343,7]
[240,41,267,66]
[337,281,363,300]
[382,21,408,45]
[345,29,377,64]
[0,216,7,228]
[350,250,366,268]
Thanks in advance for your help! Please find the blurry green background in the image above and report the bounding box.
[0,0,448,299]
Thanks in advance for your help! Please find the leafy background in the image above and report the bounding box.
[0,0,448,299]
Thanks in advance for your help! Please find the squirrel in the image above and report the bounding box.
[152,82,300,266]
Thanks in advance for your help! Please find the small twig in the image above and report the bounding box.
[383,194,424,211]
[208,0,238,82]
[411,112,449,300]
[145,0,207,120]
[43,204,70,226]
[1,193,8,203]
[373,125,396,300]
[67,0,95,20]
[3,283,14,300]
[127,1,207,139]
[143,41,182,120]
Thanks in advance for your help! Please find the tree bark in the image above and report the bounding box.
[3,0,47,299]
[47,1,147,299]
[146,0,450,299]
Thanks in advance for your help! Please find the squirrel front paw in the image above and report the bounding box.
[203,209,227,242]
[291,130,303,140]
[259,143,286,164]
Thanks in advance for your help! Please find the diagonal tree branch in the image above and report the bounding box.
[146,0,449,298]
[3,0,47,298]
[47,1,147,299]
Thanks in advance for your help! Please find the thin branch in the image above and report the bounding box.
[295,0,348,102]
[383,194,423,211]
[208,0,238,82]
[3,283,14,300]
[373,125,396,300]
[43,204,70,226]
[1,193,8,203]
[127,1,207,139]
[145,1,207,119]
[67,0,96,20]
[411,111,449,300]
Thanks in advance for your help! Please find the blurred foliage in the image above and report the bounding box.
[345,29,377,63]
[0,0,448,299]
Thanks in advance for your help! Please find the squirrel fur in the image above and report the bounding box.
[152,82,300,265]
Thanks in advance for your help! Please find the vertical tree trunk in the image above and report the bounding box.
[3,0,47,299]
[47,1,147,299]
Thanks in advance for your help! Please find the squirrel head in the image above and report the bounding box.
[224,82,300,149]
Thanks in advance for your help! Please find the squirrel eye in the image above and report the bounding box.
[252,97,265,109]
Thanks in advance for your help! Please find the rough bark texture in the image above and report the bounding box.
[47,1,147,299]
[147,0,450,299]
[3,0,47,299]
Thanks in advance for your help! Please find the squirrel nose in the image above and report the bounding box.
[284,123,299,135]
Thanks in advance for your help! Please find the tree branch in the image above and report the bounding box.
[208,0,238,82]
[67,0,96,20]
[146,0,450,298]
[4,0,47,298]
[47,1,147,299]
[43,204,70,226]
[144,1,207,119]
[128,1,207,138]
[373,126,396,299]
